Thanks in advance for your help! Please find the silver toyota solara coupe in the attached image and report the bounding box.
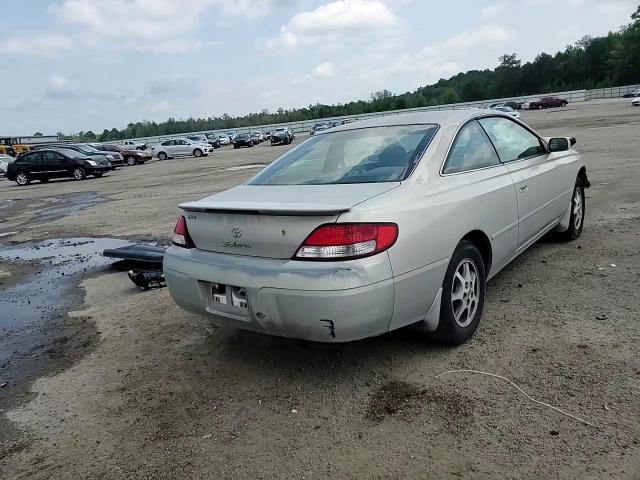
[164,110,589,345]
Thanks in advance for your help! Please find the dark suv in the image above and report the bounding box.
[6,148,112,186]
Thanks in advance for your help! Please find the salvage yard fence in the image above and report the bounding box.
[100,84,640,148]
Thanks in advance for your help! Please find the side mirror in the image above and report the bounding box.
[549,137,569,152]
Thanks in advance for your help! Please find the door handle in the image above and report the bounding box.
[519,185,528,192]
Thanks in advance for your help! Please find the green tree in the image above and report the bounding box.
[440,87,460,104]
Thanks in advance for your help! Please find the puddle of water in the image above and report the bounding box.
[225,164,266,171]
[0,237,132,341]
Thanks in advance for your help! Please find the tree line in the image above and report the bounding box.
[62,5,639,143]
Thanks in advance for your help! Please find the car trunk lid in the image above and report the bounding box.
[179,183,399,259]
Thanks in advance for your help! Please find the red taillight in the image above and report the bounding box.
[294,223,398,260]
[172,216,195,249]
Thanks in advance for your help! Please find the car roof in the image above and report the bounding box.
[319,109,503,134]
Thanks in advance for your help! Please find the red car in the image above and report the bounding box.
[529,96,568,109]
[92,144,152,166]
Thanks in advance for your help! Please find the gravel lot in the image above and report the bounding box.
[1,99,639,479]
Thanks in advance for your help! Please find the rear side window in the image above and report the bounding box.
[443,120,500,174]
[478,117,546,162]
[250,125,438,185]
[21,152,42,163]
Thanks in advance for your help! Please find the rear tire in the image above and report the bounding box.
[431,241,486,345]
[559,178,585,241]
[73,167,86,181]
[16,172,31,186]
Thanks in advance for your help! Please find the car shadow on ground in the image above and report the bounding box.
[195,233,568,384]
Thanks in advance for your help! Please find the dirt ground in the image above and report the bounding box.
[0,99,639,479]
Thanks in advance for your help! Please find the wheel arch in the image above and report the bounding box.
[577,166,590,188]
[460,229,492,274]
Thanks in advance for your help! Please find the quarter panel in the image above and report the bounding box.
[342,163,518,327]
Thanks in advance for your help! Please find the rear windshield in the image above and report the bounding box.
[249,125,438,185]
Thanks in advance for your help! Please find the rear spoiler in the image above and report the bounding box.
[179,202,350,216]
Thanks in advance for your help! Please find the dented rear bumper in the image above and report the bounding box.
[163,246,395,342]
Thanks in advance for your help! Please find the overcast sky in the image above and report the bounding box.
[1,0,636,135]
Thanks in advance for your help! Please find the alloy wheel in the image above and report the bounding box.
[16,173,29,185]
[451,259,479,328]
[573,187,583,230]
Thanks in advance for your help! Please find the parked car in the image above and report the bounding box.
[164,110,589,345]
[492,106,521,118]
[152,138,211,160]
[122,140,147,150]
[187,135,212,147]
[529,97,568,109]
[501,101,522,110]
[32,143,125,169]
[0,154,15,177]
[632,96,640,107]
[310,122,329,136]
[270,127,294,145]
[225,131,237,142]
[621,89,640,98]
[6,148,112,185]
[233,133,256,148]
[215,134,231,146]
[92,144,151,166]
[205,134,223,149]
[250,131,264,143]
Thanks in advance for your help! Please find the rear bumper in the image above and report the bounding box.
[164,246,395,342]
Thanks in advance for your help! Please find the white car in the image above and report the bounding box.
[0,154,15,177]
[187,134,209,145]
[493,106,521,118]
[632,97,640,107]
[122,140,147,150]
[152,138,211,160]
[164,110,589,345]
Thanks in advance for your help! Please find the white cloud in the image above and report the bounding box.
[49,75,68,89]
[0,33,72,57]
[442,24,513,50]
[291,61,336,84]
[51,0,212,40]
[314,62,336,78]
[267,0,397,48]
[148,74,202,97]
[481,2,506,19]
[51,0,276,41]
[350,22,512,88]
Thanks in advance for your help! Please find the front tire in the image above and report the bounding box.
[559,178,585,241]
[432,241,486,345]
[73,167,86,181]
[193,149,203,157]
[126,156,136,166]
[16,172,31,186]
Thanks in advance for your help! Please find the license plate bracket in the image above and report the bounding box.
[211,283,248,310]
